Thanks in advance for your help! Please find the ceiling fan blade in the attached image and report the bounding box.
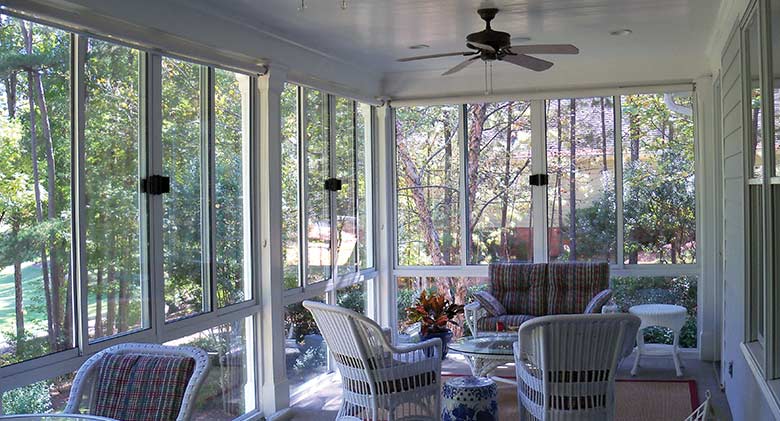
[442,56,481,76]
[501,54,554,71]
[507,44,579,55]
[397,51,475,62]
[467,41,496,53]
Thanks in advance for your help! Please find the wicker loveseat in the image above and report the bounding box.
[464,262,613,336]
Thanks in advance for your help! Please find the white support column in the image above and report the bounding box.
[530,99,548,262]
[375,104,396,331]
[258,65,289,412]
[694,75,721,362]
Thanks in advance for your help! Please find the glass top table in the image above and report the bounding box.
[0,415,117,421]
[448,334,517,356]
[447,335,518,384]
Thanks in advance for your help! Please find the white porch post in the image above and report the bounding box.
[694,75,722,361]
[258,65,290,412]
[375,104,397,332]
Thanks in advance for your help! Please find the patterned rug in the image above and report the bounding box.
[443,375,698,420]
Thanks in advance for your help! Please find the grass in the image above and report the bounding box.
[0,262,49,337]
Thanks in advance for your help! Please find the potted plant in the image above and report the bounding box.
[405,291,464,359]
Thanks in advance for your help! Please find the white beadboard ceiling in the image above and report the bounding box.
[178,0,721,76]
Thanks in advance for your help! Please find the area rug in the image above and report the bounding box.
[442,375,698,420]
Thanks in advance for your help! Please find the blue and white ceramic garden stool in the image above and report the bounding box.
[441,376,498,421]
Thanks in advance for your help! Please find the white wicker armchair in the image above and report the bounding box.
[303,300,442,421]
[513,313,640,421]
[64,343,210,421]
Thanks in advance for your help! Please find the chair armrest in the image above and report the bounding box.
[584,288,614,314]
[390,337,442,355]
[464,301,487,337]
[381,326,393,344]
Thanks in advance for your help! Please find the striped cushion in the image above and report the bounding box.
[490,263,548,316]
[477,314,536,331]
[473,291,507,316]
[584,288,613,314]
[91,353,195,421]
[547,262,610,314]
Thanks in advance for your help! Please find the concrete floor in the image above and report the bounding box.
[282,351,731,420]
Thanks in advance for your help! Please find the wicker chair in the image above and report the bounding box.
[303,300,442,421]
[64,343,210,421]
[513,314,640,421]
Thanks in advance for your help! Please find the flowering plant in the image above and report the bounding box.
[405,291,464,336]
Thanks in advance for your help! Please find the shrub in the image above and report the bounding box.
[2,381,52,414]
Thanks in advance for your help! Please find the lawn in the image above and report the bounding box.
[0,262,49,338]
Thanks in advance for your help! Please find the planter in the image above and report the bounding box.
[422,329,453,360]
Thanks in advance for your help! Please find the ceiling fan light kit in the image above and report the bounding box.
[396,7,580,92]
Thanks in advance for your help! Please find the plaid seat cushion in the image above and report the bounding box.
[547,262,610,314]
[91,353,196,421]
[477,314,536,331]
[584,288,613,314]
[473,291,507,316]
[490,263,547,316]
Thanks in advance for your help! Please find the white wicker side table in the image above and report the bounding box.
[629,304,687,377]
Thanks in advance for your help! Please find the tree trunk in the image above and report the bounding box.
[557,100,564,253]
[628,109,641,264]
[13,219,25,338]
[467,104,486,206]
[568,99,577,260]
[600,97,608,172]
[21,21,56,348]
[95,266,103,337]
[396,120,446,266]
[442,117,454,264]
[32,69,64,347]
[5,73,17,119]
[500,104,513,260]
[106,243,117,335]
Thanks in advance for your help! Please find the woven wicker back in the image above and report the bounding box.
[516,313,640,420]
[303,301,390,391]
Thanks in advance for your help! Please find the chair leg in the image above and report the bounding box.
[631,329,643,376]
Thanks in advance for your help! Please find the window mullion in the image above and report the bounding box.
[72,34,89,354]
[459,104,468,265]
[202,66,216,312]
[299,87,309,290]
[614,95,626,269]
[530,99,548,263]
[328,94,338,288]
[147,52,165,340]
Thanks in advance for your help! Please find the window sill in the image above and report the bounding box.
[740,342,780,419]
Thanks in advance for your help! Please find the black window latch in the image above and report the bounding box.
[529,174,549,186]
[324,178,343,192]
[141,175,171,195]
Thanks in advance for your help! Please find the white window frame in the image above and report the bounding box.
[279,84,379,397]
[389,86,701,342]
[0,22,265,419]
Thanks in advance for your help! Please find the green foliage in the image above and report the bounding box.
[1,380,52,414]
[292,344,327,374]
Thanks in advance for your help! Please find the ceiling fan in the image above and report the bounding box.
[397,8,579,75]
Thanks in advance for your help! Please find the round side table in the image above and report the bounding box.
[629,304,687,377]
[441,376,498,421]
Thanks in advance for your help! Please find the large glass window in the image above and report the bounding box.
[214,69,251,307]
[285,296,328,393]
[281,84,301,290]
[161,57,205,321]
[546,97,616,263]
[0,15,74,366]
[356,104,373,269]
[84,38,144,341]
[395,105,461,266]
[467,101,534,264]
[166,318,255,420]
[336,98,358,274]
[612,276,697,348]
[621,93,696,264]
[304,88,331,283]
[396,277,487,337]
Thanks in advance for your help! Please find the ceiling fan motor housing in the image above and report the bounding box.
[467,8,511,58]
